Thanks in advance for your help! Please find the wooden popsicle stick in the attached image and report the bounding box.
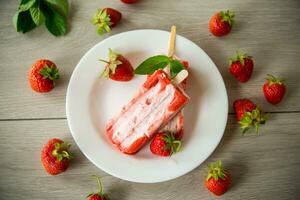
[167,25,189,85]
[172,69,189,85]
[168,25,176,57]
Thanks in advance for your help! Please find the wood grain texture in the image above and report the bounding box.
[0,0,300,119]
[1,0,300,199]
[0,114,300,200]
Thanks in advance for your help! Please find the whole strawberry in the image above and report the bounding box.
[229,52,254,83]
[209,10,235,37]
[205,160,231,196]
[41,138,72,175]
[87,176,110,200]
[121,0,138,3]
[100,48,134,81]
[91,8,122,35]
[263,74,286,104]
[150,132,181,156]
[233,99,266,134]
[28,59,59,93]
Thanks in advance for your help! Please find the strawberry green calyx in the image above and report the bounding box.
[266,74,284,86]
[91,9,111,35]
[87,176,110,199]
[39,65,60,81]
[52,142,72,161]
[220,10,235,27]
[239,107,266,134]
[230,52,251,65]
[100,48,122,78]
[206,160,227,181]
[163,132,182,155]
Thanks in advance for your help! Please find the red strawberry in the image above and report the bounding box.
[229,52,254,83]
[205,160,231,196]
[150,132,181,156]
[263,74,286,104]
[28,59,59,93]
[121,0,138,3]
[41,138,72,175]
[100,48,134,81]
[209,10,235,37]
[233,99,266,134]
[91,8,122,35]
[87,176,109,200]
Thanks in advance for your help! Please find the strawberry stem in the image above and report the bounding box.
[93,175,103,194]
[99,59,110,64]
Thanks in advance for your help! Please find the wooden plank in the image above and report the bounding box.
[0,114,299,199]
[1,0,300,119]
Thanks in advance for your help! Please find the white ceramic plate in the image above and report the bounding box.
[66,29,228,183]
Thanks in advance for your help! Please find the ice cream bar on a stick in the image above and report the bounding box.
[106,69,189,154]
[160,25,189,138]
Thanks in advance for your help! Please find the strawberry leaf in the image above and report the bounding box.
[99,49,122,78]
[206,160,227,181]
[239,107,266,134]
[161,131,182,156]
[91,9,111,35]
[230,52,251,65]
[39,65,60,81]
[51,141,72,161]
[266,74,284,86]
[220,10,235,27]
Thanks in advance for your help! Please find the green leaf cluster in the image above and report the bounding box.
[134,55,185,79]
[162,131,181,156]
[52,141,72,161]
[100,49,123,78]
[220,10,235,27]
[13,0,69,36]
[39,64,60,81]
[91,9,111,35]
[206,160,227,181]
[239,107,266,134]
[229,51,251,65]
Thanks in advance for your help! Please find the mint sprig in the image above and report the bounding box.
[134,55,185,78]
[12,0,69,36]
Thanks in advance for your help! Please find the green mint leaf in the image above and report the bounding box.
[42,3,67,36]
[169,59,185,78]
[16,11,37,33]
[19,0,36,12]
[44,0,69,17]
[13,11,21,31]
[135,55,170,75]
[29,2,45,25]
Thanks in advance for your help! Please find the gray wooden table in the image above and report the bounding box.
[1,0,300,199]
